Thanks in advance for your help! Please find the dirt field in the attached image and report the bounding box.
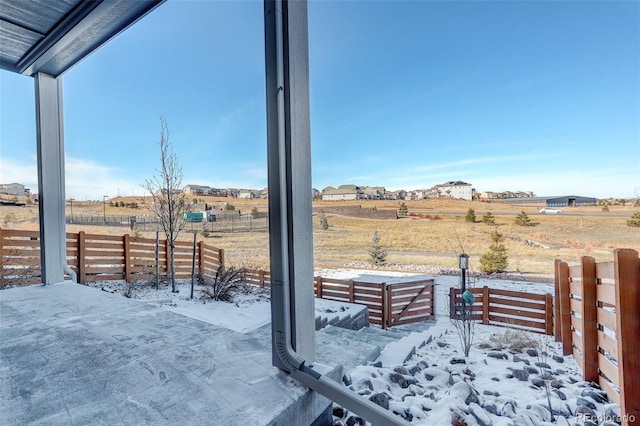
[2,195,638,279]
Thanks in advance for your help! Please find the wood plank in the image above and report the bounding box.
[488,314,544,330]
[613,249,640,422]
[570,298,582,315]
[569,281,582,297]
[595,261,615,281]
[572,331,583,352]
[598,378,620,405]
[597,329,618,360]
[597,308,617,332]
[489,296,545,311]
[490,288,547,301]
[1,239,40,248]
[596,284,616,306]
[84,234,123,242]
[598,352,620,385]
[0,229,39,238]
[85,266,124,274]
[490,306,547,320]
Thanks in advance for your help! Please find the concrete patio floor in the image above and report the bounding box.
[0,282,334,425]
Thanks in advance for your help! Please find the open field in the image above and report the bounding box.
[2,196,638,279]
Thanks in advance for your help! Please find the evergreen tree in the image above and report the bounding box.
[515,210,533,226]
[369,230,387,265]
[627,212,640,227]
[465,208,476,223]
[319,209,329,230]
[481,211,495,225]
[398,202,408,216]
[479,229,508,273]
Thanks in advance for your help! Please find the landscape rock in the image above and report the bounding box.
[513,355,531,365]
[368,393,389,410]
[450,357,466,364]
[524,366,539,374]
[526,349,538,357]
[581,388,608,404]
[577,397,598,410]
[552,355,565,363]
[388,372,417,389]
[345,415,364,426]
[469,402,492,426]
[535,361,551,369]
[512,369,529,381]
[487,351,508,360]
[342,374,352,387]
[552,389,567,400]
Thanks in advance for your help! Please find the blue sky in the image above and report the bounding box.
[1,0,638,200]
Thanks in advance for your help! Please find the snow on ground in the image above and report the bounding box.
[91,271,620,426]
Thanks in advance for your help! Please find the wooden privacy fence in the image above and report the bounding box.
[244,270,435,329]
[554,249,639,424]
[449,286,553,335]
[0,228,224,285]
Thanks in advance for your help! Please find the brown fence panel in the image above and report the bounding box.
[613,249,640,424]
[127,236,165,282]
[201,244,223,279]
[0,228,42,286]
[387,279,435,327]
[81,233,125,282]
[556,249,639,425]
[450,286,551,334]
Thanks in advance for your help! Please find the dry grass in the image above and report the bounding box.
[1,196,638,278]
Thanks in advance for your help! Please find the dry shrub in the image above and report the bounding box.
[478,328,535,353]
[200,266,248,302]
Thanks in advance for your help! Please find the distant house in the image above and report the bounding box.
[431,181,473,201]
[321,184,364,201]
[363,186,386,200]
[183,184,209,195]
[493,195,597,208]
[0,183,27,197]
[393,190,407,200]
[238,190,258,199]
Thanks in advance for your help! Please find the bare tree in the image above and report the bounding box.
[142,117,190,292]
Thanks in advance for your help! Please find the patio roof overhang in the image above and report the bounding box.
[0,0,164,77]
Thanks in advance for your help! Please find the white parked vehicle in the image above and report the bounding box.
[539,207,563,214]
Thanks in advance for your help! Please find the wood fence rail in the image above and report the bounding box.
[0,228,224,285]
[554,249,639,425]
[448,286,553,335]
[245,269,435,329]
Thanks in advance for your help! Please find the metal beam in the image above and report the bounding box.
[265,0,315,368]
[34,72,66,284]
[19,0,165,77]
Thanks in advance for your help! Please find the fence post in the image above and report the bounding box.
[383,283,390,329]
[348,279,355,303]
[449,287,455,319]
[383,283,393,328]
[315,276,322,298]
[544,293,553,335]
[0,227,4,284]
[197,241,204,279]
[482,286,489,325]
[557,261,572,355]
[554,259,561,341]
[613,249,640,424]
[78,231,86,284]
[581,256,598,382]
[218,248,225,268]
[165,238,171,280]
[123,234,131,283]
